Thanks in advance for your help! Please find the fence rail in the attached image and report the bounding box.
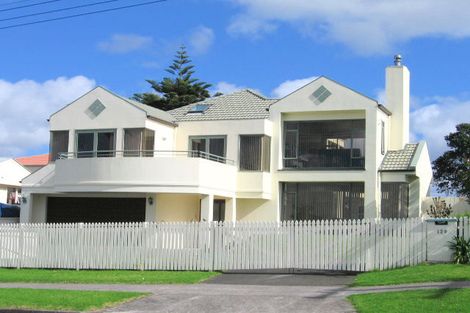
[0,218,468,272]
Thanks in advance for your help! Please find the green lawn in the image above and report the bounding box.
[0,268,219,284]
[352,263,470,287]
[349,288,470,313]
[0,288,147,312]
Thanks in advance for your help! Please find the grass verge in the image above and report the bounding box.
[349,288,470,313]
[352,263,470,287]
[0,288,147,312]
[0,268,219,284]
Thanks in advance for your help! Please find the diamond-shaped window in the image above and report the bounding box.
[312,85,331,104]
[85,100,105,119]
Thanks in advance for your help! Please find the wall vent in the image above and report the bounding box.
[85,100,106,119]
[312,85,331,104]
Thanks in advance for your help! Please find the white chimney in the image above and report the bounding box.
[386,54,410,150]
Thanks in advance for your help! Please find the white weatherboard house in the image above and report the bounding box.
[20,57,432,224]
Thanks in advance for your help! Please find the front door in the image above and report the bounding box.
[213,200,225,222]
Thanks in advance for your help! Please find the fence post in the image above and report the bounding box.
[17,224,24,269]
[76,223,84,271]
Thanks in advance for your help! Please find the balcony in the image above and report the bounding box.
[53,150,237,196]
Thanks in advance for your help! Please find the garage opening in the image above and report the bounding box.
[47,197,146,223]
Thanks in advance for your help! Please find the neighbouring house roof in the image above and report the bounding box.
[169,90,277,122]
[380,144,418,171]
[15,154,49,167]
[0,159,31,186]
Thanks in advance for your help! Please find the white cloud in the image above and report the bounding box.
[229,0,470,54]
[0,76,96,158]
[271,76,317,98]
[189,26,215,54]
[410,96,470,160]
[212,81,245,95]
[98,34,153,54]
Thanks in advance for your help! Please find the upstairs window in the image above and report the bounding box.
[49,130,69,161]
[239,135,271,172]
[283,119,365,169]
[189,136,226,163]
[76,130,115,158]
[123,128,155,157]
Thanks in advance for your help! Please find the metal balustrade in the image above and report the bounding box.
[58,150,234,165]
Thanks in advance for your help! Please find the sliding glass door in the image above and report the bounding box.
[76,130,115,158]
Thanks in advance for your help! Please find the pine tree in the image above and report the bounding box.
[133,46,211,111]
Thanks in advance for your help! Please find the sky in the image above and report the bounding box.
[0,0,469,161]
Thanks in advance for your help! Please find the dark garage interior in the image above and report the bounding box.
[47,197,146,223]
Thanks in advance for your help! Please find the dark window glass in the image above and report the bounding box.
[281,182,364,221]
[239,135,271,171]
[76,130,115,158]
[76,132,94,158]
[381,183,409,218]
[189,136,226,162]
[283,120,365,169]
[49,131,69,161]
[213,200,226,222]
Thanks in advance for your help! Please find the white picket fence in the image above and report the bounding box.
[0,217,468,272]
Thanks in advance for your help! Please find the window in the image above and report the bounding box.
[188,104,210,113]
[49,130,69,161]
[281,182,364,221]
[283,119,365,169]
[189,136,226,162]
[76,130,115,158]
[381,182,409,218]
[239,135,271,171]
[123,128,155,157]
[381,121,385,155]
[213,200,225,222]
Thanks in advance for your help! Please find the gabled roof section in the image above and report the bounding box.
[169,90,277,121]
[49,86,176,125]
[269,76,392,116]
[380,144,418,171]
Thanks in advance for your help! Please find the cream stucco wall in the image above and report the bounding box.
[155,193,200,222]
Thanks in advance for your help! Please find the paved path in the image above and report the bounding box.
[0,276,469,313]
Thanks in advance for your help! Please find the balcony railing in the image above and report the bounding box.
[58,150,234,165]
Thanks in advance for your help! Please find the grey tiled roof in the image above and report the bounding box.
[169,90,277,121]
[380,144,418,171]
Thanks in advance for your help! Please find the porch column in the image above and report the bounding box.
[200,194,214,222]
[225,197,236,222]
[145,193,157,222]
[19,192,32,223]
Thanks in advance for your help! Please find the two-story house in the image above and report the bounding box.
[20,56,432,223]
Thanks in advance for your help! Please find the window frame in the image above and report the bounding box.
[75,129,116,158]
[188,135,227,158]
[282,119,366,170]
[238,134,271,172]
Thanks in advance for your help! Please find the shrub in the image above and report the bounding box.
[449,236,470,264]
[427,197,452,218]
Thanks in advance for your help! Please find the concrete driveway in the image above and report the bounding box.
[100,273,357,313]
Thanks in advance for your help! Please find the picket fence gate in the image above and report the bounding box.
[0,217,468,272]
